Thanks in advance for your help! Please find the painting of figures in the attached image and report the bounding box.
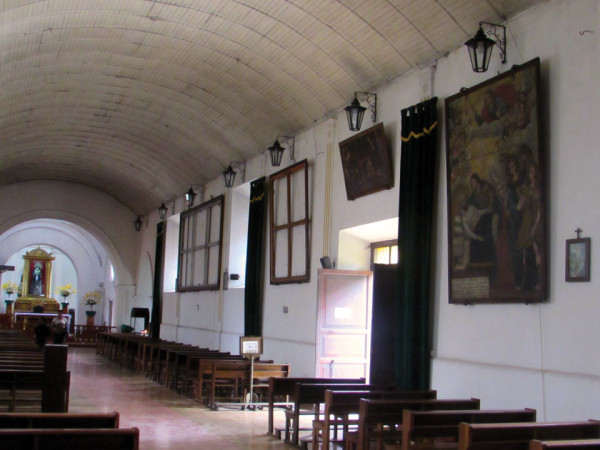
[445,58,546,304]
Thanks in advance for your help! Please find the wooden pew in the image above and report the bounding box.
[458,420,600,450]
[0,427,139,449]
[196,355,246,404]
[0,340,69,413]
[267,377,365,437]
[287,383,387,446]
[314,389,437,450]
[0,411,120,428]
[206,359,251,409]
[177,350,232,396]
[246,362,289,403]
[348,398,481,450]
[166,347,219,391]
[401,408,537,450]
[530,439,600,449]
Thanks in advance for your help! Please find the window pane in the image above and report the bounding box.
[193,249,205,286]
[179,253,188,286]
[290,169,307,222]
[291,225,307,276]
[373,247,390,264]
[181,216,190,250]
[390,245,398,264]
[274,228,289,278]
[185,252,194,286]
[195,209,207,245]
[272,177,289,225]
[208,245,220,285]
[209,204,221,242]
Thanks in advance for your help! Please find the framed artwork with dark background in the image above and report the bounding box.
[339,123,393,201]
[445,58,546,304]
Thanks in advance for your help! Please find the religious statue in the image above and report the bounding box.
[30,261,44,296]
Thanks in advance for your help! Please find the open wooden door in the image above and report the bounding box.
[316,269,372,379]
[370,263,398,385]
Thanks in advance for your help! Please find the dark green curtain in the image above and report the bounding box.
[244,177,267,337]
[396,97,438,390]
[151,221,166,339]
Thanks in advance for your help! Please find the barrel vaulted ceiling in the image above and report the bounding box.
[0,0,545,215]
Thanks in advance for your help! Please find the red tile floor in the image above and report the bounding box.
[67,346,296,449]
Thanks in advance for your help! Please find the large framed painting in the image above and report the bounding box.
[445,57,546,304]
[339,123,393,200]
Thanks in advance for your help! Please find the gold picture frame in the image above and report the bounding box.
[445,58,546,304]
[22,248,54,298]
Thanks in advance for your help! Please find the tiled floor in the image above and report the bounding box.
[67,346,296,449]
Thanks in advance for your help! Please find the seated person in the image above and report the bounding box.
[34,317,51,349]
[51,311,68,344]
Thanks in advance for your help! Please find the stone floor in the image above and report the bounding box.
[67,346,297,449]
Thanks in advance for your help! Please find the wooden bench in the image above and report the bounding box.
[287,383,388,446]
[401,408,537,450]
[0,427,139,449]
[0,411,120,428]
[348,398,481,450]
[0,341,69,413]
[246,362,290,404]
[175,350,231,396]
[458,421,600,450]
[267,377,365,437]
[196,355,246,404]
[314,389,437,450]
[206,359,251,409]
[530,439,600,449]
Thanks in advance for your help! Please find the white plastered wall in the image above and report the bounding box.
[138,0,600,420]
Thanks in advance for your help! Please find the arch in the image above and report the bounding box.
[0,180,140,287]
[0,211,131,287]
[133,251,154,333]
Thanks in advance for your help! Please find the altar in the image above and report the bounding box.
[13,248,60,313]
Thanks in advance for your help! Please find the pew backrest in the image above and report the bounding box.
[402,408,536,449]
[252,363,289,382]
[318,389,437,449]
[458,421,600,450]
[266,377,365,435]
[530,438,600,449]
[356,398,481,450]
[0,427,139,450]
[0,411,120,429]
[325,389,438,418]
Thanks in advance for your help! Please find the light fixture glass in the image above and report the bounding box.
[268,140,285,167]
[223,165,237,188]
[465,25,497,72]
[345,94,367,131]
[134,216,143,232]
[185,186,196,209]
[158,202,168,220]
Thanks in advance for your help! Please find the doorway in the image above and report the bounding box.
[316,269,372,379]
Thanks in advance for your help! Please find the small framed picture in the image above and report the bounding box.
[566,238,591,282]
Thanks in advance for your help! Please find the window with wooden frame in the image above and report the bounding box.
[370,239,398,270]
[269,159,310,284]
[177,195,224,291]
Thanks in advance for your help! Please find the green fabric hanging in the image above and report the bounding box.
[396,98,438,390]
[244,177,267,336]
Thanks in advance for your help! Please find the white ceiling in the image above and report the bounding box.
[0,0,545,215]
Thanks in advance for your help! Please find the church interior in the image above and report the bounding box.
[1,0,600,448]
